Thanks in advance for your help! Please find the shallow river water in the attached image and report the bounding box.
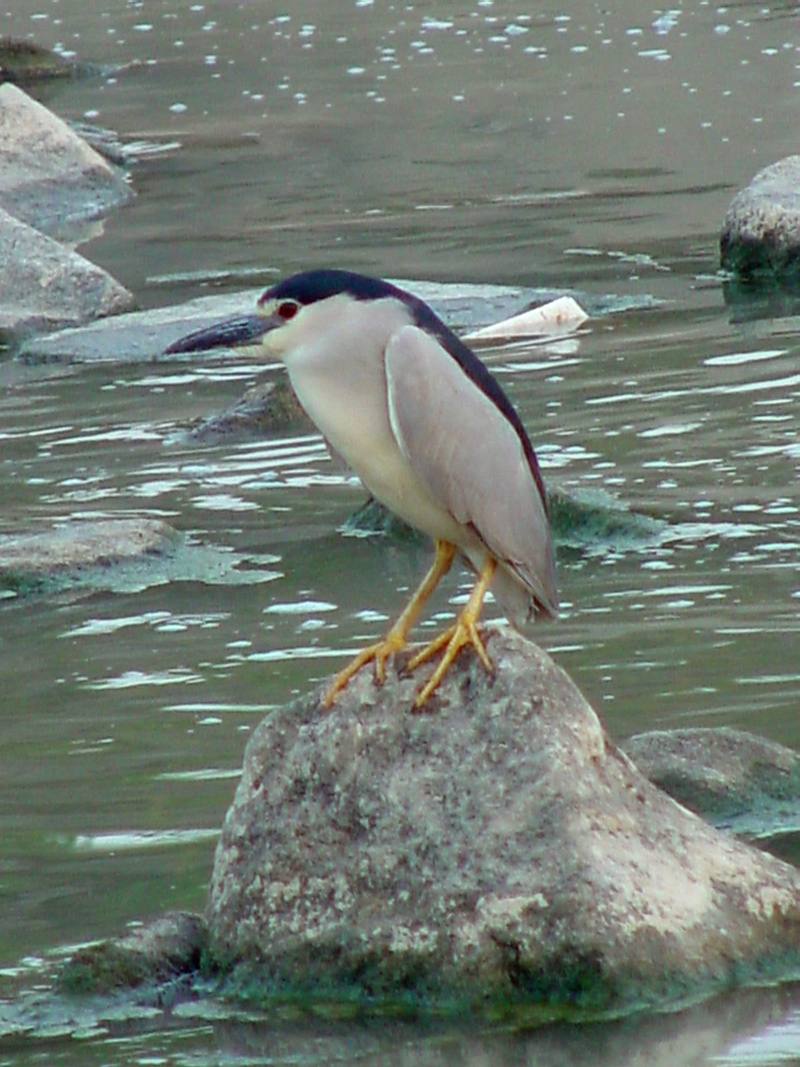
[1,1,799,1064]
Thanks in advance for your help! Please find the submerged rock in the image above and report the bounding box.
[176,376,312,445]
[0,37,104,82]
[0,37,84,82]
[343,486,669,554]
[208,626,800,1013]
[57,913,205,996]
[721,157,800,281]
[0,83,132,232]
[0,519,179,595]
[0,204,133,339]
[623,727,800,841]
[58,912,207,994]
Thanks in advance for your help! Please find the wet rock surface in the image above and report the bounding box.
[0,519,180,595]
[623,727,800,840]
[721,156,800,281]
[58,912,208,994]
[18,287,266,363]
[174,375,313,445]
[18,278,637,364]
[344,486,671,556]
[0,37,84,82]
[208,625,800,1012]
[0,82,132,232]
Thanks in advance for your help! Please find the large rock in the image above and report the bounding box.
[0,205,133,338]
[721,157,800,281]
[0,83,132,231]
[208,626,800,1012]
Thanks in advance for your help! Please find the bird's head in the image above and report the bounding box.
[252,269,415,359]
[164,269,449,360]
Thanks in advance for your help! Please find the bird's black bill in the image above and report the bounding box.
[164,313,275,355]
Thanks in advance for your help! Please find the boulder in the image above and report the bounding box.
[0,82,132,231]
[0,205,133,339]
[208,626,800,1013]
[17,279,599,364]
[623,727,800,840]
[721,157,800,281]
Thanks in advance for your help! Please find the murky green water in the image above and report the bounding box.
[1,0,799,1063]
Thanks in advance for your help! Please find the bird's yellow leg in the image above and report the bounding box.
[409,556,497,708]
[322,539,456,708]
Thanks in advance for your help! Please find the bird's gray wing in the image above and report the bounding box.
[384,324,558,619]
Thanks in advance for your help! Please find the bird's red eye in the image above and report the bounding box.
[277,301,299,320]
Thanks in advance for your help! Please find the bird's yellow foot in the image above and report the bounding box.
[321,539,457,710]
[408,556,497,708]
[408,614,493,709]
[321,630,407,708]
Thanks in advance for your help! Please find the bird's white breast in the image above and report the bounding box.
[280,297,464,543]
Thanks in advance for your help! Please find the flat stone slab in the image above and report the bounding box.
[208,626,800,1013]
[0,83,132,232]
[0,519,180,595]
[18,288,266,364]
[721,156,800,281]
[18,278,628,365]
[0,204,134,339]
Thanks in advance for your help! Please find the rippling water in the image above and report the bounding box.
[1,0,799,1064]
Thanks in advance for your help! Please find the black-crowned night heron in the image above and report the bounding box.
[169,269,558,707]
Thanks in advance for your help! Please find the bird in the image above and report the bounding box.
[167,269,559,708]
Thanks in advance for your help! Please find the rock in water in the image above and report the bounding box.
[0,82,132,231]
[208,625,800,1013]
[0,205,133,338]
[721,156,800,281]
[622,727,800,841]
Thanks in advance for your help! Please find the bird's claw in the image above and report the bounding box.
[321,633,406,708]
[410,617,494,709]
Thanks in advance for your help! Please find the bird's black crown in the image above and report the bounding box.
[259,269,417,311]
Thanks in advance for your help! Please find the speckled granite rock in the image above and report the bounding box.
[721,157,800,280]
[208,625,800,1012]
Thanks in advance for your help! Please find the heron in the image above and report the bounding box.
[167,269,558,707]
